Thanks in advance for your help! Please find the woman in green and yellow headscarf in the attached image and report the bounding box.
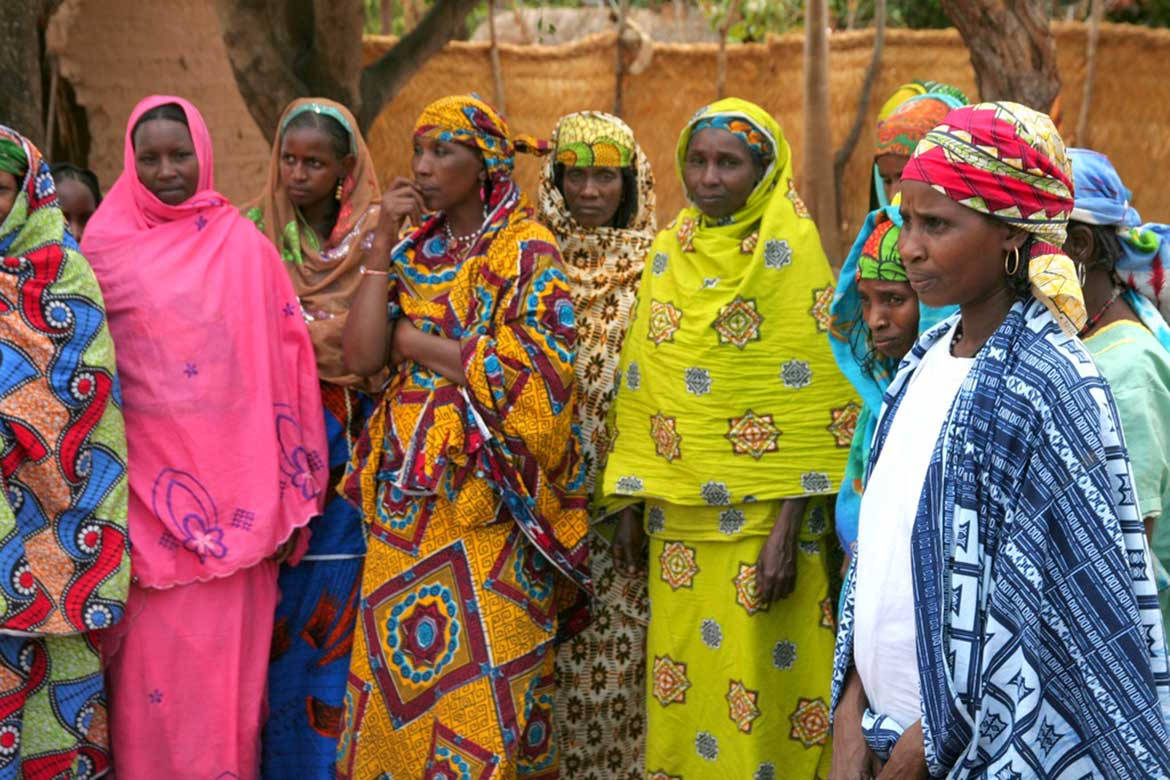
[601,98,857,777]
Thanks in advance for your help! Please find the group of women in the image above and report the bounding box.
[0,76,1166,780]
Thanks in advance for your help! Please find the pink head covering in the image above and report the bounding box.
[82,95,328,588]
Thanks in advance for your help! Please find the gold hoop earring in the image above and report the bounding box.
[1004,245,1021,276]
[335,179,344,200]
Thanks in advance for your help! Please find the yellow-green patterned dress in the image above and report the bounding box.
[601,98,858,778]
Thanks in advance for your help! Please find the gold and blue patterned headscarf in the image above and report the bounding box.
[413,94,549,183]
[553,111,635,169]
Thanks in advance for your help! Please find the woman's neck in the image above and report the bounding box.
[446,196,485,239]
[1081,266,1138,337]
[299,197,339,244]
[953,284,1016,358]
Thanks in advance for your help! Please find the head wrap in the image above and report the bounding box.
[601,97,858,508]
[246,97,383,391]
[688,113,774,167]
[539,111,655,493]
[82,95,328,587]
[875,95,965,159]
[901,101,1084,335]
[554,111,635,168]
[0,125,131,636]
[855,210,907,282]
[279,101,357,154]
[0,137,27,177]
[413,94,549,189]
[828,205,956,553]
[1068,147,1170,344]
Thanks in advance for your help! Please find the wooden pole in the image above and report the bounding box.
[614,0,630,116]
[1076,0,1105,145]
[488,0,506,113]
[715,0,740,100]
[380,0,393,34]
[832,0,886,224]
[802,0,841,260]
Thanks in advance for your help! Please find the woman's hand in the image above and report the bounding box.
[830,670,881,780]
[878,721,927,780]
[755,496,807,603]
[611,506,646,575]
[271,535,298,565]
[373,178,426,253]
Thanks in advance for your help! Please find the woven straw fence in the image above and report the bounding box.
[364,22,1170,258]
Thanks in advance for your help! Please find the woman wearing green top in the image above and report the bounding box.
[1065,147,1170,622]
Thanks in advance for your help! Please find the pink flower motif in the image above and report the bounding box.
[180,513,227,561]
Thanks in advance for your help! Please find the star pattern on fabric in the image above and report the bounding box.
[732,562,768,615]
[649,412,683,462]
[1037,718,1064,755]
[183,362,198,378]
[788,697,830,747]
[659,542,699,590]
[283,302,297,317]
[1008,670,1035,700]
[764,238,793,269]
[982,712,1007,741]
[726,410,781,459]
[809,286,836,333]
[827,402,861,447]
[652,655,691,706]
[726,679,762,733]
[780,359,812,389]
[647,300,683,346]
[195,215,208,231]
[712,296,764,349]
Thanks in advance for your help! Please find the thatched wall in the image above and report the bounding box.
[47,0,1169,258]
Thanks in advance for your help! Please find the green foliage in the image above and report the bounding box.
[1109,0,1170,27]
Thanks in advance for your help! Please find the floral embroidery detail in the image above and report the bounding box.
[740,231,759,254]
[148,689,163,704]
[733,562,768,615]
[780,359,812,389]
[626,361,641,390]
[764,238,793,269]
[787,178,811,219]
[677,217,698,251]
[647,505,666,534]
[647,773,682,780]
[755,762,777,780]
[702,277,721,289]
[659,541,699,590]
[712,296,763,349]
[695,730,719,760]
[647,300,683,346]
[701,618,723,648]
[726,410,782,459]
[801,472,832,493]
[727,679,762,733]
[700,481,731,506]
[652,655,691,706]
[652,251,669,275]
[789,697,831,747]
[799,540,821,555]
[809,286,836,333]
[649,412,683,462]
[684,366,712,396]
[718,508,745,535]
[615,475,644,494]
[828,401,862,447]
[807,505,828,535]
[183,362,198,378]
[773,640,797,671]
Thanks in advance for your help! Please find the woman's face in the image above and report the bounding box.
[683,128,760,219]
[133,119,199,206]
[0,171,18,226]
[279,126,353,210]
[561,166,624,228]
[898,180,1020,309]
[875,153,910,203]
[857,278,919,361]
[56,177,97,240]
[411,135,483,213]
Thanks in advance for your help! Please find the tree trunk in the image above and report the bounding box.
[1076,0,1104,145]
[802,0,840,261]
[0,0,61,147]
[833,0,886,223]
[380,0,393,34]
[715,0,740,100]
[940,0,1061,111]
[488,0,506,113]
[613,0,630,115]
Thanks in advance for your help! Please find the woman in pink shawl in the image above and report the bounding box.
[81,95,328,778]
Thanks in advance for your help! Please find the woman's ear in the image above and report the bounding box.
[341,153,357,179]
[1064,222,1096,268]
[1001,225,1029,255]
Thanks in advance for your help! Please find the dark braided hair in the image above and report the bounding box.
[131,103,188,149]
[50,162,102,205]
[552,163,639,229]
[282,111,351,161]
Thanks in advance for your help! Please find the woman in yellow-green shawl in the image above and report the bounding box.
[601,98,858,777]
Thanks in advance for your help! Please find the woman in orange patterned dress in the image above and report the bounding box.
[336,94,590,779]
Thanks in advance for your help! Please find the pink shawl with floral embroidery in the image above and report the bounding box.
[81,95,328,588]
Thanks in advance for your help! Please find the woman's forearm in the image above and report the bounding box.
[343,231,394,378]
[400,326,466,385]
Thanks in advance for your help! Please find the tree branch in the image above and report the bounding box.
[833,0,886,222]
[357,0,480,130]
